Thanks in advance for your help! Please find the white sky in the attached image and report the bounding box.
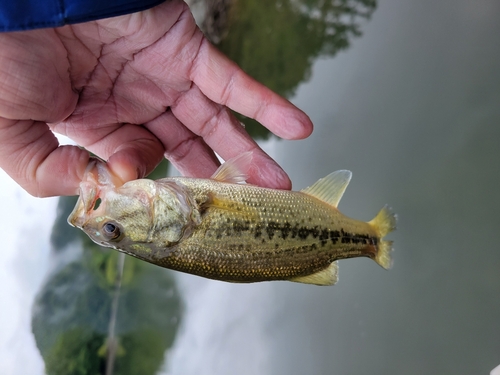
[0,135,282,374]
[0,134,75,374]
[0,169,55,375]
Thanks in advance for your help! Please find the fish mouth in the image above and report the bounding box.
[68,158,119,228]
[67,181,99,228]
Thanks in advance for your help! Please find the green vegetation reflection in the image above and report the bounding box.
[31,0,378,369]
[203,0,377,138]
[33,160,181,375]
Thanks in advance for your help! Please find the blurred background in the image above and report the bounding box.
[0,0,499,374]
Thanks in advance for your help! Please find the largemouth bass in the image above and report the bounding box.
[68,153,396,286]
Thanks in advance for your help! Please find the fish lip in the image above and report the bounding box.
[67,181,99,228]
[67,198,84,228]
[67,197,88,228]
[68,158,119,228]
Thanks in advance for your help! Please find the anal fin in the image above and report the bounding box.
[289,262,338,286]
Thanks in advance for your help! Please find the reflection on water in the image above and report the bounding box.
[196,0,376,138]
[215,0,375,97]
[32,196,182,374]
[32,161,182,374]
[1,0,495,373]
[28,3,372,373]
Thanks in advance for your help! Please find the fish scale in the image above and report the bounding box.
[146,178,381,283]
[68,155,396,286]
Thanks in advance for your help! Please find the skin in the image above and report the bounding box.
[68,171,395,284]
[0,0,313,198]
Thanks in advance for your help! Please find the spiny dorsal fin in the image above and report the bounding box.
[211,152,252,183]
[300,170,352,207]
[289,262,338,286]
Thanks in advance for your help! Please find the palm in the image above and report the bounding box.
[0,0,312,197]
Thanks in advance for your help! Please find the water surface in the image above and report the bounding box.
[1,0,499,374]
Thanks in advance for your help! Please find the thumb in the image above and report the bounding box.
[0,118,90,197]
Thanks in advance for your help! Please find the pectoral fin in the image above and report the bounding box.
[301,170,352,207]
[289,262,339,286]
[211,152,253,183]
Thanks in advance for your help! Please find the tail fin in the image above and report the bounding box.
[368,205,397,269]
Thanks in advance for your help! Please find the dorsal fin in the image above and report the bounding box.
[211,152,252,183]
[300,170,352,207]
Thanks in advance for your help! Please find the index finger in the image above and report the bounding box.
[191,40,313,140]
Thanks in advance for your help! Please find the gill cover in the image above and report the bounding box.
[147,180,201,247]
[68,158,201,253]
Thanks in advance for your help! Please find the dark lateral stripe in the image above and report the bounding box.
[211,220,378,248]
[258,221,378,247]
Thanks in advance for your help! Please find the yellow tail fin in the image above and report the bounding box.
[368,205,397,269]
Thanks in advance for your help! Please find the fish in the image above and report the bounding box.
[68,152,396,286]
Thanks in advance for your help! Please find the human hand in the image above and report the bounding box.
[0,0,312,197]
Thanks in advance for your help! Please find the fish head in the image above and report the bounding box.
[68,161,199,259]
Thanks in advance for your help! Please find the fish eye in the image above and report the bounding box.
[102,222,122,241]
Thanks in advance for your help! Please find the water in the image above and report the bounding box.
[1,0,499,374]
